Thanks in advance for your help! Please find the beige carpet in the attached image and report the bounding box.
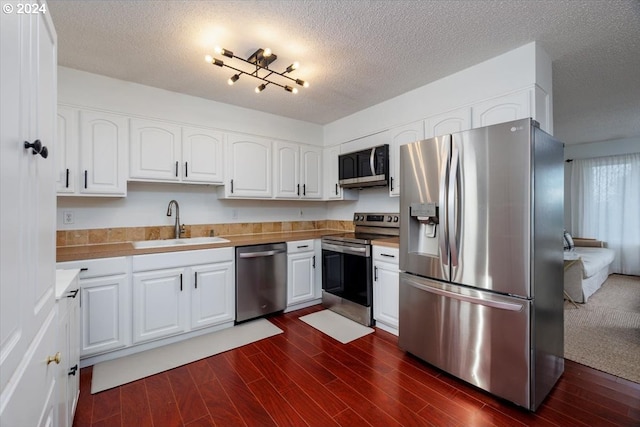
[91,319,282,393]
[564,274,640,383]
[299,310,374,344]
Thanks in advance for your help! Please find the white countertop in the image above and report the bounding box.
[55,268,80,300]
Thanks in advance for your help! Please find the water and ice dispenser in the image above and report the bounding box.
[408,202,440,257]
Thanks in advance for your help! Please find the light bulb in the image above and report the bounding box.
[291,62,299,70]
[263,48,272,57]
[255,84,266,93]
[228,74,240,85]
[214,46,222,55]
[204,54,213,64]
[303,81,309,88]
[292,87,299,94]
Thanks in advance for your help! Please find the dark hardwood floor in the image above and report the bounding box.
[73,305,640,427]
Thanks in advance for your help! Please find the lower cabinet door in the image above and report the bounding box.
[287,251,315,306]
[80,274,128,357]
[132,268,187,344]
[373,260,400,329]
[190,261,235,329]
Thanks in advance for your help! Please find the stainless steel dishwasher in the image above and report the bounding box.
[236,242,287,323]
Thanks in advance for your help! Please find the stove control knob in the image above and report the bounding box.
[393,216,399,222]
[387,216,392,222]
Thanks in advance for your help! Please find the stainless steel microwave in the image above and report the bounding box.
[338,144,389,188]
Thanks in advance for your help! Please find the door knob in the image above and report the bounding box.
[46,352,61,365]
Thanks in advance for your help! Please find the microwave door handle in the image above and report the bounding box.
[370,147,376,176]
[439,136,450,266]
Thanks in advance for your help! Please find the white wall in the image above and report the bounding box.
[57,182,328,229]
[563,137,640,228]
[323,42,549,145]
[325,42,551,220]
[58,67,323,145]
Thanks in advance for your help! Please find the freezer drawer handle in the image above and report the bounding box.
[405,279,524,311]
[238,250,286,258]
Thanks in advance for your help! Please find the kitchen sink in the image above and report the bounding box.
[132,236,230,249]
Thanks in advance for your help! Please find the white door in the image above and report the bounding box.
[190,262,235,329]
[79,110,127,194]
[182,127,224,183]
[300,146,322,199]
[274,141,300,198]
[387,121,424,197]
[80,275,128,356]
[56,106,78,193]
[287,251,315,306]
[129,118,182,181]
[1,4,58,425]
[227,134,272,197]
[133,268,187,343]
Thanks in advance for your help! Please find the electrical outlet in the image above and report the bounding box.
[63,211,74,224]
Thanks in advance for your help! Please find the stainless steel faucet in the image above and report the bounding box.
[166,200,183,239]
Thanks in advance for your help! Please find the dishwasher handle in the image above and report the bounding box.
[238,249,286,259]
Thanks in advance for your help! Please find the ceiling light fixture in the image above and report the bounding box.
[205,47,309,94]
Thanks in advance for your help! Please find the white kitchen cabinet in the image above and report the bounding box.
[182,126,224,184]
[129,119,224,184]
[274,142,322,199]
[471,89,531,128]
[56,105,78,193]
[55,270,80,427]
[129,118,182,181]
[132,248,235,344]
[222,134,272,198]
[424,107,472,139]
[191,261,235,329]
[387,121,424,197]
[79,110,128,195]
[373,246,399,335]
[322,145,358,201]
[300,145,322,199]
[274,141,300,198]
[286,240,320,309]
[1,4,58,425]
[57,257,130,358]
[132,267,188,343]
[56,107,128,196]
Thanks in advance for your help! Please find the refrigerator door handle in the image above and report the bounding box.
[448,141,460,267]
[438,136,450,265]
[404,278,524,312]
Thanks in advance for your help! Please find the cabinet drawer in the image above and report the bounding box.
[287,240,314,254]
[373,246,399,263]
[58,257,127,279]
[132,247,234,272]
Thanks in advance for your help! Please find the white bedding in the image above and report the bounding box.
[573,247,615,278]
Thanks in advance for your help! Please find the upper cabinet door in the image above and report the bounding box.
[182,127,224,184]
[388,121,424,197]
[301,145,322,199]
[471,89,530,128]
[226,134,272,198]
[425,107,472,139]
[79,111,128,195]
[274,141,300,198]
[129,118,182,181]
[56,106,78,193]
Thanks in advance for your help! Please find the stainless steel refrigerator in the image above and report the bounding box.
[399,118,564,411]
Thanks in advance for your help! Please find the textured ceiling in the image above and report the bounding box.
[48,0,640,145]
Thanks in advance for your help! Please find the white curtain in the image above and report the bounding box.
[570,153,640,275]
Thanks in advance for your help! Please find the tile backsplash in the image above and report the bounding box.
[56,220,354,247]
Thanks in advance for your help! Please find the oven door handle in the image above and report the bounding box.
[322,242,369,257]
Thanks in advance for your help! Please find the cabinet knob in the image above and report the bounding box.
[24,139,48,158]
[46,352,61,365]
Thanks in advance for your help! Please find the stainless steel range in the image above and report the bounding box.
[321,212,399,326]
